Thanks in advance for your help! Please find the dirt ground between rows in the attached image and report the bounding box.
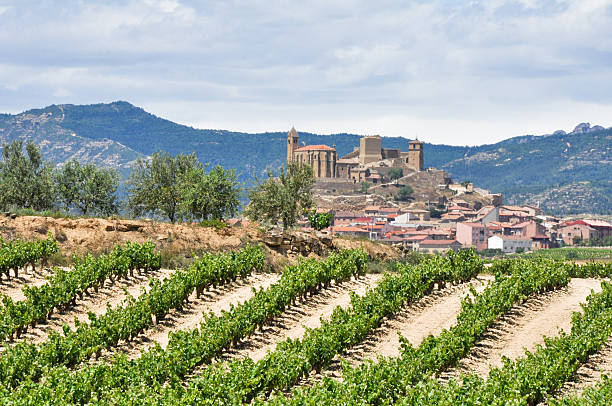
[442,278,603,381]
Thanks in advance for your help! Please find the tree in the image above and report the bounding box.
[127,152,199,223]
[361,182,370,194]
[388,168,403,182]
[308,211,333,231]
[180,164,242,221]
[395,185,414,201]
[127,152,241,223]
[0,140,55,211]
[245,162,315,229]
[55,159,119,215]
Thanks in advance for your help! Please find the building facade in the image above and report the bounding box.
[286,128,424,180]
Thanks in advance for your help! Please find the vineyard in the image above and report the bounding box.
[1,236,612,405]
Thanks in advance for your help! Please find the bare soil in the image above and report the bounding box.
[0,265,54,302]
[344,275,493,364]
[440,278,603,381]
[227,273,384,363]
[0,215,400,270]
[4,268,175,347]
[115,272,281,359]
[554,336,612,399]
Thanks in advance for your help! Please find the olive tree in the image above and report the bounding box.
[0,140,55,211]
[55,159,119,215]
[180,164,242,221]
[127,151,242,223]
[245,162,315,230]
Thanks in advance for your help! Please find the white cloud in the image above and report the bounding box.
[1,0,612,145]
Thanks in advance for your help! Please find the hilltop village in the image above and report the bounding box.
[286,128,612,253]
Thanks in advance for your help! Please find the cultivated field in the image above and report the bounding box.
[1,236,612,405]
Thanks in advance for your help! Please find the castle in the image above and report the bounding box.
[286,127,424,182]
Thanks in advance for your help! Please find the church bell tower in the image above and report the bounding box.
[287,127,299,163]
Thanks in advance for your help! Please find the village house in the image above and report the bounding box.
[416,239,463,253]
[558,219,612,245]
[488,235,532,253]
[456,222,489,250]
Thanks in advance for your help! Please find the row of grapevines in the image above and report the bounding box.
[568,261,612,279]
[0,244,265,390]
[261,257,573,405]
[490,257,612,279]
[152,249,484,405]
[0,241,160,342]
[0,234,58,279]
[551,376,612,405]
[1,249,368,405]
[390,280,612,405]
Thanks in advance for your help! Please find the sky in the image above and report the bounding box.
[1,0,612,145]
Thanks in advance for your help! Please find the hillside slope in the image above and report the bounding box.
[442,127,612,214]
[1,101,610,214]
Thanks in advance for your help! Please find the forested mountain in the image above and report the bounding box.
[0,101,610,214]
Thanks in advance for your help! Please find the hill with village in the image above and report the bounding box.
[0,101,610,214]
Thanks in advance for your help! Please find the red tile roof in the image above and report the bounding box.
[294,145,335,152]
[332,226,367,233]
[419,239,460,246]
[379,207,401,213]
[353,217,374,223]
[458,222,486,228]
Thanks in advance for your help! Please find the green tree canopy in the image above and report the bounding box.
[388,168,404,181]
[127,152,195,222]
[55,159,119,215]
[245,162,315,229]
[127,151,241,223]
[0,140,55,211]
[395,185,414,201]
[180,164,241,221]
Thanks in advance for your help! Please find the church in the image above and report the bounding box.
[286,127,424,181]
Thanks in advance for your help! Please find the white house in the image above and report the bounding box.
[488,235,532,254]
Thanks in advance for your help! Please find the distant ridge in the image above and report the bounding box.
[0,101,610,214]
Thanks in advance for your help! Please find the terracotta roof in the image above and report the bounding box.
[353,217,374,223]
[425,229,451,235]
[294,144,335,152]
[335,211,364,218]
[499,210,529,217]
[404,235,428,241]
[448,205,471,212]
[507,221,533,228]
[332,226,367,233]
[584,219,612,228]
[365,206,381,211]
[379,207,401,213]
[458,222,486,228]
[419,239,460,246]
[441,213,464,219]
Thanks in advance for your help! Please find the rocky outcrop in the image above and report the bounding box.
[263,230,334,257]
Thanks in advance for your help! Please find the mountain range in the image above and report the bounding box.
[0,101,610,215]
